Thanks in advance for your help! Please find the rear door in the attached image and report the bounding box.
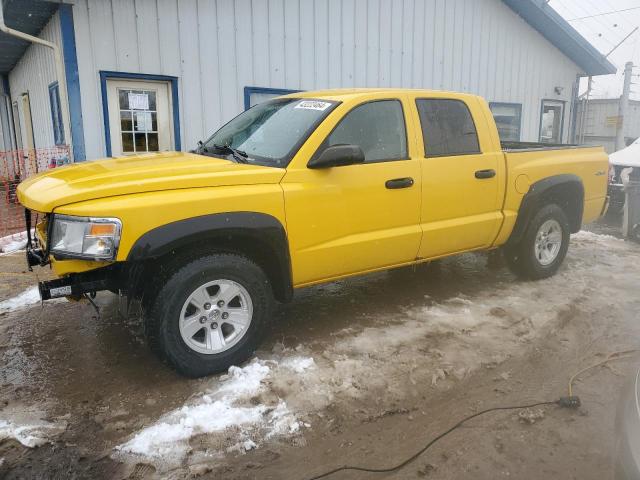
[412,96,504,258]
[282,96,422,285]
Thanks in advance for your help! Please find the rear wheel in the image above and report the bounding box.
[504,204,570,280]
[145,253,274,377]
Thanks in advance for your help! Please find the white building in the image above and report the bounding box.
[575,98,640,153]
[0,0,615,166]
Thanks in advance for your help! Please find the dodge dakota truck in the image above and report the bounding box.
[17,89,609,377]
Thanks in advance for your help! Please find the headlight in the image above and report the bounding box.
[50,215,122,260]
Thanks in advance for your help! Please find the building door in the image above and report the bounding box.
[11,101,22,150]
[539,100,565,143]
[106,79,174,156]
[0,95,15,152]
[20,93,35,152]
[13,95,38,176]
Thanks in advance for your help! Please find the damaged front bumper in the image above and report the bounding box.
[24,209,132,301]
[38,263,124,300]
[24,209,50,269]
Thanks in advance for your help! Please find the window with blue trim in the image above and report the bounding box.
[244,86,302,110]
[489,102,522,142]
[49,82,65,145]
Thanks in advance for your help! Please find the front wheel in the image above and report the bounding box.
[504,204,570,280]
[145,253,274,377]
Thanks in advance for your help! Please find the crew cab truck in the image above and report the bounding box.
[17,89,609,377]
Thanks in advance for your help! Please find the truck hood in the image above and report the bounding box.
[17,152,286,212]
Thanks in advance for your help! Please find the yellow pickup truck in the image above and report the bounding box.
[18,89,608,377]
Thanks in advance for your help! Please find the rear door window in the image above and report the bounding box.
[326,100,408,162]
[416,99,481,157]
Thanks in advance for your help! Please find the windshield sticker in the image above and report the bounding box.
[295,100,332,111]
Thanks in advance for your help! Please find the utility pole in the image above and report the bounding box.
[578,76,593,144]
[615,61,633,151]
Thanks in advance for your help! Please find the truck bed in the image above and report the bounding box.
[495,141,609,247]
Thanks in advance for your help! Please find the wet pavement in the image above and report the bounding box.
[0,214,639,479]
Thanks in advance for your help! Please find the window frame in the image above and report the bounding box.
[48,81,65,146]
[310,98,410,166]
[489,102,522,142]
[99,71,181,157]
[243,86,302,110]
[415,98,482,158]
[538,99,566,144]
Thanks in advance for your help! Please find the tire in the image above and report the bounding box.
[504,204,570,280]
[145,253,274,377]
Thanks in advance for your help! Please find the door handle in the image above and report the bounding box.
[385,177,414,189]
[475,169,496,179]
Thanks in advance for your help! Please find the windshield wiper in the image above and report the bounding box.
[211,144,249,164]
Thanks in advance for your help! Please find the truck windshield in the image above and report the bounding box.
[202,98,338,167]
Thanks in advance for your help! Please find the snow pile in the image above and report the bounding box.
[116,357,314,465]
[0,287,41,314]
[279,356,316,373]
[1,239,27,254]
[0,231,30,254]
[572,230,627,248]
[0,417,66,448]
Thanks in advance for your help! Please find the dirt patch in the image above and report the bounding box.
[0,251,53,302]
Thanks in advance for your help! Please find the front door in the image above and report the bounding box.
[282,97,422,286]
[106,79,174,156]
[412,96,504,258]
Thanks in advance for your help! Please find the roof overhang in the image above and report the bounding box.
[0,0,60,75]
[503,0,617,76]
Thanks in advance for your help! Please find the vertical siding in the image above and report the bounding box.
[70,0,585,159]
[8,12,62,150]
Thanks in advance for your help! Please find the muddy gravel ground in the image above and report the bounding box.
[1,216,640,480]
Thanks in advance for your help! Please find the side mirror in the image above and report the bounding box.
[308,144,365,169]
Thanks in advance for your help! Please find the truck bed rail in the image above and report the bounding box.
[501,141,589,152]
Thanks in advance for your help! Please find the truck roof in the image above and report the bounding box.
[281,88,481,103]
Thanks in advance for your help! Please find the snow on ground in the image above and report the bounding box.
[115,357,314,467]
[0,409,66,448]
[0,239,26,254]
[0,231,29,254]
[0,287,41,314]
[117,231,639,470]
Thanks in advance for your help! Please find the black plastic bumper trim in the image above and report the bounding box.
[38,264,123,300]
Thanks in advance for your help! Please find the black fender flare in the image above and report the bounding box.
[507,174,584,246]
[127,212,293,302]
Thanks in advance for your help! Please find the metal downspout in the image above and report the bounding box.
[0,3,73,160]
